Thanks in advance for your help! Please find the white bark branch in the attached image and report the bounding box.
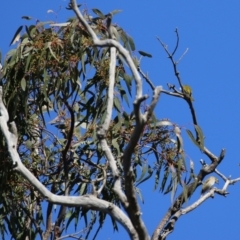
[73,0,128,206]
[96,45,127,203]
[157,185,229,240]
[99,138,127,204]
[157,169,240,240]
[181,188,225,215]
[70,0,142,100]
[103,46,116,131]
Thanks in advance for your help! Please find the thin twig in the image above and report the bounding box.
[138,67,155,90]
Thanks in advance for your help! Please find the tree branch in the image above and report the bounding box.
[0,86,139,240]
[70,0,143,100]
[138,67,155,91]
[123,87,162,240]
[69,2,164,239]
[95,42,127,203]
[153,186,225,240]
[152,148,226,240]
[156,179,231,240]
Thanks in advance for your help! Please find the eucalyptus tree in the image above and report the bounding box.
[0,1,237,240]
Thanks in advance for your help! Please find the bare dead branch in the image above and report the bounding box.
[157,34,199,134]
[161,89,183,98]
[138,67,155,90]
[156,35,183,89]
[172,28,179,56]
[176,47,189,64]
[158,30,226,169]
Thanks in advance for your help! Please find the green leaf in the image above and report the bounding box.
[171,172,178,203]
[112,138,120,156]
[20,37,30,57]
[66,210,76,230]
[164,178,172,194]
[24,54,32,72]
[110,9,122,15]
[79,182,87,195]
[136,164,148,183]
[122,73,132,96]
[6,48,17,60]
[174,126,183,153]
[186,129,203,151]
[194,124,204,149]
[9,26,23,46]
[65,210,73,219]
[92,8,105,18]
[50,22,71,27]
[128,35,135,51]
[110,216,118,232]
[81,52,86,76]
[187,178,198,199]
[186,129,196,144]
[25,25,33,41]
[132,57,140,68]
[119,29,128,45]
[114,97,121,112]
[136,165,153,186]
[20,78,26,91]
[22,16,32,20]
[66,4,81,10]
[82,209,89,227]
[135,187,144,203]
[22,46,33,57]
[119,29,135,52]
[150,120,173,127]
[36,21,54,27]
[154,162,162,190]
[161,168,169,192]
[138,50,152,58]
[117,87,129,107]
[43,69,49,101]
[182,183,188,205]
[46,42,59,61]
[7,49,17,67]
[29,25,37,37]
[179,154,187,173]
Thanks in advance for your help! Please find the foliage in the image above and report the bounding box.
[0,2,231,240]
[0,6,183,239]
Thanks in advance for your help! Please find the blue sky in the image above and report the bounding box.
[1,1,240,239]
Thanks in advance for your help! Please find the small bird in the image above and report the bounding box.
[201,176,218,196]
[182,85,194,102]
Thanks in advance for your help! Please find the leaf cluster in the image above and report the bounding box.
[0,8,187,239]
